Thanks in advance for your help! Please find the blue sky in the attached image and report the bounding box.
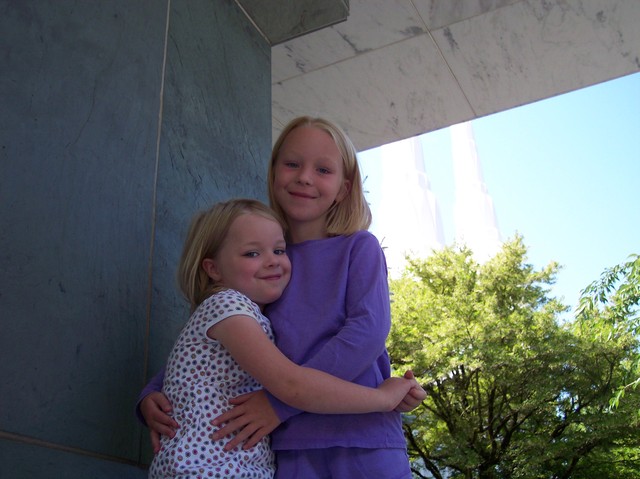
[360,71,640,314]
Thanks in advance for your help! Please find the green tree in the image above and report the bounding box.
[576,254,640,408]
[388,237,640,479]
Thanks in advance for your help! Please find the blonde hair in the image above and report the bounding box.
[268,116,372,237]
[177,199,286,312]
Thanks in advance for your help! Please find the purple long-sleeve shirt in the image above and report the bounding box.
[138,231,405,450]
[263,231,405,450]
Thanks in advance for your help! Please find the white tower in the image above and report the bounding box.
[376,136,445,276]
[450,121,501,262]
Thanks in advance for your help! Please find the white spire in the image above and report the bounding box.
[376,136,444,276]
[451,121,502,262]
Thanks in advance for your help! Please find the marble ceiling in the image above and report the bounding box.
[239,0,640,151]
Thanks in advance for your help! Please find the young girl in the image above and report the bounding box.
[140,118,426,477]
[147,198,416,478]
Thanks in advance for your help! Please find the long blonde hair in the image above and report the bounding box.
[268,116,371,237]
[177,199,286,311]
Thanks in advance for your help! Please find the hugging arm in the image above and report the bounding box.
[209,313,416,449]
[212,315,414,414]
[136,369,179,453]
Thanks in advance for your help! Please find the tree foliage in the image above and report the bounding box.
[575,254,640,408]
[388,237,640,478]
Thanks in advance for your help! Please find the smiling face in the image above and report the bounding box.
[271,125,351,242]
[202,213,291,309]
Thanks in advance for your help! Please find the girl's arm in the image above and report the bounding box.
[136,369,179,453]
[210,314,415,414]
[135,369,165,425]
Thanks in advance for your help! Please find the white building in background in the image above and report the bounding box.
[450,122,502,262]
[359,121,500,276]
[362,136,444,277]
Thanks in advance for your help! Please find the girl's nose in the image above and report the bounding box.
[296,166,312,185]
[264,252,279,267]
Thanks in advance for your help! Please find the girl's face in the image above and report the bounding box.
[203,213,291,309]
[272,126,351,242]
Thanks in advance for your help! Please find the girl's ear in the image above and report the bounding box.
[336,179,351,203]
[202,258,221,281]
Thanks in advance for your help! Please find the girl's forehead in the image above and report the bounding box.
[280,126,341,157]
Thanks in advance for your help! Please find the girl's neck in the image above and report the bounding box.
[288,222,329,244]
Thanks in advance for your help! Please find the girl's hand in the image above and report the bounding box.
[140,391,179,453]
[378,376,417,411]
[395,370,427,412]
[210,390,281,451]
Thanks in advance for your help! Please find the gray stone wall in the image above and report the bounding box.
[0,0,271,475]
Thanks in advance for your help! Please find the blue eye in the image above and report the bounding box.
[317,167,331,174]
[243,251,259,258]
[274,249,287,256]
